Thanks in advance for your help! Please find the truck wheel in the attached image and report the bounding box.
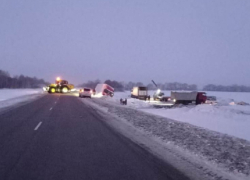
[50,87,56,93]
[61,87,68,93]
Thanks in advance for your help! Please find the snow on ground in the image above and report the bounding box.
[85,98,250,179]
[102,90,250,141]
[0,89,43,101]
[88,90,250,179]
[206,91,250,104]
[0,89,44,110]
[142,104,250,141]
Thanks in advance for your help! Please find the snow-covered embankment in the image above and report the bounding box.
[0,89,44,110]
[109,91,250,141]
[84,95,250,180]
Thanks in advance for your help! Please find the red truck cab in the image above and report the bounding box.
[95,84,114,97]
[196,92,207,104]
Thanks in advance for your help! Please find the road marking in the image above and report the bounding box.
[34,122,42,131]
[50,107,53,110]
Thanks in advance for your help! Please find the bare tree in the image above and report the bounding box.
[0,69,49,89]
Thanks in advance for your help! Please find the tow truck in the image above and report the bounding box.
[152,80,171,101]
[43,77,75,93]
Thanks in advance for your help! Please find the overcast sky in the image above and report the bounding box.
[0,0,249,86]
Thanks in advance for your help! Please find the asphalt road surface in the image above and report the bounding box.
[0,94,190,180]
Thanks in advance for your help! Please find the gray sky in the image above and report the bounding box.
[0,0,249,86]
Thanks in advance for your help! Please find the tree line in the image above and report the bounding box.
[0,69,49,89]
[203,84,250,92]
[1,68,250,92]
[80,79,250,92]
[79,80,198,92]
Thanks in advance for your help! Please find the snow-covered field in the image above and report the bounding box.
[85,98,250,179]
[0,89,44,101]
[0,89,44,110]
[87,90,250,179]
[102,90,250,141]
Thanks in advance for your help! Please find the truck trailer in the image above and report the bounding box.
[171,91,207,105]
[131,86,150,100]
[95,84,114,97]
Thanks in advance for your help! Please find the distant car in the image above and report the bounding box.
[79,88,93,98]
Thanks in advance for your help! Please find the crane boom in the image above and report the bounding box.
[151,80,158,87]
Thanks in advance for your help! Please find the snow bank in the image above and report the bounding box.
[93,92,152,109]
[0,89,44,110]
[0,89,43,101]
[142,104,250,141]
[206,91,250,104]
[86,98,250,179]
[108,91,250,141]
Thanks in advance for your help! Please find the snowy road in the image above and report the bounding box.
[0,94,189,180]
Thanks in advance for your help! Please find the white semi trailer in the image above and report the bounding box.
[171,91,207,105]
[131,86,149,100]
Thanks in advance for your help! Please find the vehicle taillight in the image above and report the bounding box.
[90,90,93,94]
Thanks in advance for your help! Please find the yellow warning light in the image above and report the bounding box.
[56,77,61,81]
